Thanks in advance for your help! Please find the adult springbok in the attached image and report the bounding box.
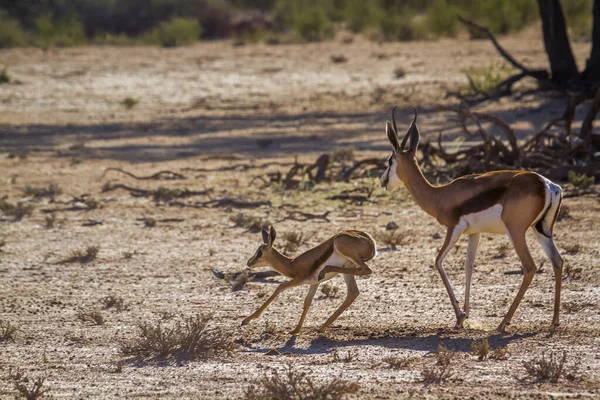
[380,107,563,332]
[242,226,376,334]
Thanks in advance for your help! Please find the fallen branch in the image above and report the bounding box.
[279,210,331,222]
[101,167,185,181]
[212,268,281,291]
[101,183,213,203]
[193,198,272,209]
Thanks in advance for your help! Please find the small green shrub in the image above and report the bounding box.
[0,68,10,85]
[462,63,513,93]
[379,12,429,42]
[32,14,86,48]
[121,97,139,109]
[427,0,461,38]
[568,171,594,189]
[0,12,27,48]
[344,0,382,33]
[147,17,201,47]
[563,0,594,42]
[293,8,334,42]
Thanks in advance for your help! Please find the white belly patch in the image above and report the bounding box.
[462,204,505,234]
[303,252,349,285]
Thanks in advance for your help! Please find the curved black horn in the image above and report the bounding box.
[400,106,418,151]
[391,105,398,135]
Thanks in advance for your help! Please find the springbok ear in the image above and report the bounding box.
[408,107,420,153]
[261,228,269,244]
[268,226,276,246]
[386,121,400,152]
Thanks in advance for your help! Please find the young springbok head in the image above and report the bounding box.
[380,106,564,332]
[246,226,276,268]
[242,226,376,335]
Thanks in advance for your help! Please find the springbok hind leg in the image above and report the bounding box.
[534,230,564,327]
[464,233,480,318]
[498,227,537,332]
[318,274,359,333]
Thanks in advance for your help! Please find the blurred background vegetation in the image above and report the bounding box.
[0,0,594,48]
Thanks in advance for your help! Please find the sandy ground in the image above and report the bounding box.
[1,28,599,399]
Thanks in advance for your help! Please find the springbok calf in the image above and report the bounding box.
[242,226,377,334]
[380,107,564,332]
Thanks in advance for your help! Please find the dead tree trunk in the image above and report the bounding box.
[581,0,600,83]
[537,0,580,85]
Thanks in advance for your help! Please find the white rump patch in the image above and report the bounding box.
[462,204,506,234]
[302,252,348,285]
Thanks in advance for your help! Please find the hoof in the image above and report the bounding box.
[241,319,250,326]
[455,312,467,329]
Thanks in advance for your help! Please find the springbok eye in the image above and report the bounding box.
[256,250,262,258]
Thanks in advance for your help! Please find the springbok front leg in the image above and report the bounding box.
[464,233,480,318]
[318,274,359,333]
[241,280,299,326]
[436,225,467,328]
[289,284,319,335]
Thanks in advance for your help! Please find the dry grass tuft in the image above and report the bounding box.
[121,314,233,361]
[394,66,407,79]
[375,229,405,250]
[57,246,99,264]
[0,319,19,342]
[21,183,62,200]
[523,351,571,383]
[435,343,455,366]
[421,343,455,383]
[494,242,511,259]
[562,301,590,314]
[557,205,571,221]
[490,346,508,360]
[244,364,359,400]
[382,355,415,369]
[142,217,157,228]
[44,214,56,229]
[331,146,355,163]
[564,244,581,255]
[331,350,354,363]
[0,198,34,221]
[100,295,127,311]
[330,55,348,63]
[471,337,490,360]
[282,231,304,255]
[421,362,453,384]
[320,283,339,298]
[9,368,50,400]
[230,213,271,233]
[77,310,105,325]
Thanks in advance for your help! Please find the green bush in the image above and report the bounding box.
[293,8,334,42]
[427,0,461,37]
[563,0,594,42]
[379,12,429,41]
[147,17,202,47]
[0,11,27,48]
[32,14,86,47]
[344,0,383,33]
